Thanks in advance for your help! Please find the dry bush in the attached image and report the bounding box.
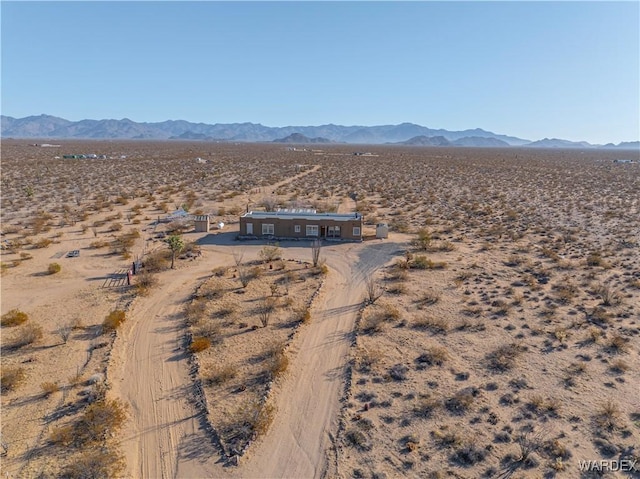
[259,244,282,263]
[413,316,449,334]
[416,346,450,367]
[411,255,447,270]
[267,346,289,380]
[189,336,211,353]
[205,364,237,386]
[445,388,479,415]
[10,322,43,349]
[486,343,525,372]
[134,271,158,296]
[41,381,60,397]
[605,333,630,354]
[48,262,62,274]
[432,429,464,449]
[413,394,442,419]
[143,250,170,272]
[258,297,277,328]
[1,309,29,327]
[102,310,126,332]
[594,400,623,432]
[185,299,207,325]
[345,429,371,451]
[52,398,128,448]
[1,366,26,393]
[212,266,228,277]
[594,284,622,306]
[355,347,383,373]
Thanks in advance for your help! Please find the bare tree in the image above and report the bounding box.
[232,249,245,268]
[258,297,277,327]
[311,239,322,267]
[261,196,278,212]
[365,274,384,304]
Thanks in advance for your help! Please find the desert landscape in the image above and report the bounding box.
[1,139,639,479]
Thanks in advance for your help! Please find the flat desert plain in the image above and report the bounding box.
[1,139,639,479]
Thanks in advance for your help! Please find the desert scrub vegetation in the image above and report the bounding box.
[102,310,126,332]
[1,366,26,393]
[47,262,62,274]
[1,308,29,327]
[186,253,323,455]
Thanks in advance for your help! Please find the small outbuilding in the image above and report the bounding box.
[194,215,210,232]
[376,223,389,239]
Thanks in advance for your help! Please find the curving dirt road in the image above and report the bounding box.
[110,212,406,478]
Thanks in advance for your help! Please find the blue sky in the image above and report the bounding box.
[1,1,638,143]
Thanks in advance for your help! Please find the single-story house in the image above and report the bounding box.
[239,209,363,241]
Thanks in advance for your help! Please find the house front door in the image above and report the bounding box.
[320,226,326,237]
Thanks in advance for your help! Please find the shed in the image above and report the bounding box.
[194,215,210,232]
[376,223,389,239]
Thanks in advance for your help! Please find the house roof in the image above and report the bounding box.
[241,210,361,222]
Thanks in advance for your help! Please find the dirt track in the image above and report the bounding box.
[110,237,405,479]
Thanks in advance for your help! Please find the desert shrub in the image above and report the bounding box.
[74,398,128,446]
[259,244,282,263]
[605,333,630,354]
[34,238,52,249]
[60,448,126,479]
[212,266,228,277]
[1,309,29,327]
[432,429,464,449]
[413,316,449,334]
[185,299,207,325]
[41,381,60,397]
[486,343,525,372]
[413,395,441,419]
[415,346,449,367]
[412,255,447,270]
[10,322,43,349]
[102,310,125,332]
[189,336,211,353]
[193,321,222,344]
[48,262,62,274]
[450,443,488,466]
[134,272,157,296]
[594,284,622,306]
[143,250,170,272]
[267,347,289,380]
[445,388,478,415]
[1,366,26,393]
[594,400,623,432]
[345,429,371,451]
[206,365,237,386]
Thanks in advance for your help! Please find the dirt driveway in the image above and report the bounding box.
[111,236,407,479]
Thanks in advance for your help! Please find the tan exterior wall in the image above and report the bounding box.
[240,217,362,240]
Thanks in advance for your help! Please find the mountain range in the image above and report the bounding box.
[1,114,638,149]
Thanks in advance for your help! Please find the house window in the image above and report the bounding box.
[328,225,341,237]
[353,226,361,237]
[306,225,319,236]
[262,223,275,235]
[246,223,253,235]
[294,225,301,233]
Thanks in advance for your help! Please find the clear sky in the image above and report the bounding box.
[1,1,638,143]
